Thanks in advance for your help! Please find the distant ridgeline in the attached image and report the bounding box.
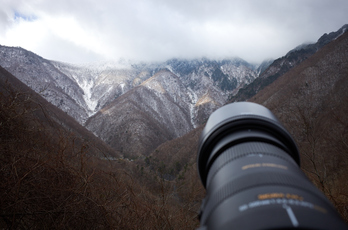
[230,24,348,102]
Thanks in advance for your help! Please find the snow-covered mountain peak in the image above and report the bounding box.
[0,45,263,127]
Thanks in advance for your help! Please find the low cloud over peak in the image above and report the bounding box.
[1,0,347,64]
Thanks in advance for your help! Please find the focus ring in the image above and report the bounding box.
[206,142,297,187]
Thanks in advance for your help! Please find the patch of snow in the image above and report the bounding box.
[187,88,198,128]
[75,76,98,115]
[165,65,174,74]
[120,83,125,93]
[334,27,347,40]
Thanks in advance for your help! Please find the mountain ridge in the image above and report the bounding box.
[85,70,195,157]
[0,65,118,158]
[0,45,260,125]
[230,24,348,102]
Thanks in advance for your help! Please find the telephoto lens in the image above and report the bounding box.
[197,102,348,230]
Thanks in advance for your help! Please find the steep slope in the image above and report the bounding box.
[83,59,258,158]
[0,46,90,123]
[53,57,258,122]
[52,61,155,116]
[85,70,195,157]
[0,65,118,158]
[250,30,348,221]
[0,65,120,228]
[85,59,257,158]
[166,58,258,97]
[231,24,348,101]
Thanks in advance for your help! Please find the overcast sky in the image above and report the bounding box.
[0,0,347,64]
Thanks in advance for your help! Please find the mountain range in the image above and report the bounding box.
[0,25,347,158]
[0,47,260,156]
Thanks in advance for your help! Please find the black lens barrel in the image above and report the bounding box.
[198,102,300,188]
[197,102,348,230]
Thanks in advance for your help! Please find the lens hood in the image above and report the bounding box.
[197,102,300,187]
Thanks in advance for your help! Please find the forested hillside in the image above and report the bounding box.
[250,31,348,221]
[0,66,202,229]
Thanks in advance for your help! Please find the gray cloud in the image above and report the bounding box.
[0,0,347,64]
